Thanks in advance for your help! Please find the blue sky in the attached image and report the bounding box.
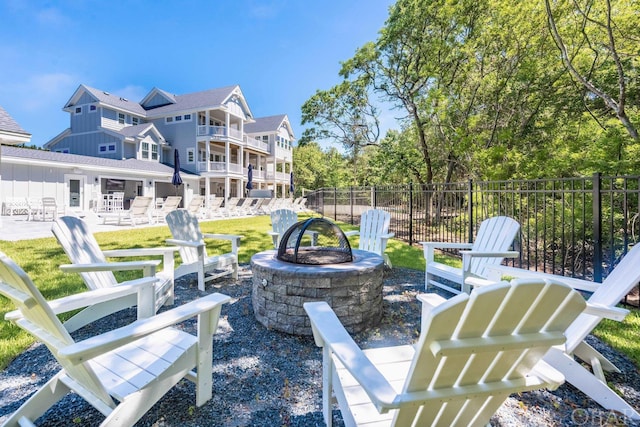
[0,0,397,148]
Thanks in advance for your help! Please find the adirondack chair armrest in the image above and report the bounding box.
[584,302,629,321]
[166,238,205,249]
[267,231,280,248]
[5,278,157,321]
[60,260,161,278]
[460,250,519,258]
[59,292,231,364]
[103,247,180,273]
[420,241,473,263]
[202,233,242,254]
[344,230,359,237]
[483,265,601,293]
[381,232,395,239]
[304,301,399,412]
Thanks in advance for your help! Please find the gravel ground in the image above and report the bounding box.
[1,265,639,426]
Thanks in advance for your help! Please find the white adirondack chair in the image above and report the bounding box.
[152,195,181,223]
[98,196,153,226]
[305,279,586,427]
[268,208,299,248]
[0,251,230,427]
[483,244,640,419]
[52,216,178,332]
[421,215,520,295]
[344,208,395,267]
[165,210,241,291]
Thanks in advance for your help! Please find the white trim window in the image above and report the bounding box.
[74,106,83,115]
[187,148,195,163]
[166,114,193,124]
[89,104,97,113]
[99,143,117,153]
[151,143,158,160]
[55,148,70,153]
[141,141,149,159]
[132,117,139,125]
[166,116,174,123]
[118,113,125,125]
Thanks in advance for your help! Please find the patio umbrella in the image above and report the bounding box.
[172,150,183,195]
[289,171,294,195]
[246,164,253,191]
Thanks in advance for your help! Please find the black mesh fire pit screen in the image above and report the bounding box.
[277,217,353,264]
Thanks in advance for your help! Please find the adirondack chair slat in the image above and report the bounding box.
[166,210,241,291]
[345,209,394,268]
[422,216,520,294]
[306,279,586,427]
[482,244,640,419]
[0,251,230,426]
[52,216,178,331]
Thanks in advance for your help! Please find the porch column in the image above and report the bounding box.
[205,177,211,208]
[224,176,230,199]
[225,141,230,172]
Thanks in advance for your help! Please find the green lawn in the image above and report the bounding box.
[0,214,637,371]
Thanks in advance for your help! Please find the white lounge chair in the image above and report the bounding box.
[305,278,586,427]
[421,215,520,294]
[0,251,230,427]
[344,208,394,267]
[52,215,178,332]
[484,244,640,419]
[166,210,241,291]
[152,195,181,223]
[184,195,205,218]
[98,195,153,226]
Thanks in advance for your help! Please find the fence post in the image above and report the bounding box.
[592,173,603,282]
[350,186,354,225]
[333,187,337,221]
[373,186,377,208]
[409,183,414,246]
[468,179,474,243]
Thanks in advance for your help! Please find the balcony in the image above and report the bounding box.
[197,125,243,141]
[197,162,243,174]
[245,136,269,152]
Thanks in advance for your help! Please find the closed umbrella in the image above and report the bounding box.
[172,150,183,195]
[246,164,253,191]
[289,171,294,195]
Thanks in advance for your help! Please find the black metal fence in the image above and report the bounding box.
[305,173,640,286]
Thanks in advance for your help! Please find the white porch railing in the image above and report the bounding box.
[197,125,243,141]
[245,136,269,152]
[197,161,244,174]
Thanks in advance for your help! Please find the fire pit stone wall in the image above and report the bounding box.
[251,249,384,335]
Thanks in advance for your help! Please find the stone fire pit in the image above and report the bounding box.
[251,249,384,335]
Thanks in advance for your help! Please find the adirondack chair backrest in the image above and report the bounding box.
[468,216,520,278]
[52,216,118,289]
[397,279,585,425]
[166,210,206,264]
[564,243,640,352]
[271,209,298,247]
[357,209,391,254]
[0,252,113,405]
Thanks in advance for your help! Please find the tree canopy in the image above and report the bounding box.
[297,0,640,187]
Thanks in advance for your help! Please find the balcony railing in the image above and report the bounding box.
[197,162,243,173]
[245,136,269,152]
[197,125,243,141]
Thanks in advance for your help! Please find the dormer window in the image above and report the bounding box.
[74,106,82,115]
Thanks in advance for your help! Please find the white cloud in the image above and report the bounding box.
[18,73,78,111]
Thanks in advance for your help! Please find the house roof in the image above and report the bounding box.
[65,85,148,116]
[0,105,31,144]
[2,145,198,177]
[244,114,295,139]
[116,123,164,140]
[143,85,244,115]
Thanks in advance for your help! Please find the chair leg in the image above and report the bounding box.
[544,348,640,420]
[2,372,71,426]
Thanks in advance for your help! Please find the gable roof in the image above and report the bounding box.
[115,123,165,142]
[142,85,250,116]
[2,145,198,177]
[244,114,295,139]
[64,84,148,116]
[0,105,31,144]
[139,87,177,109]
